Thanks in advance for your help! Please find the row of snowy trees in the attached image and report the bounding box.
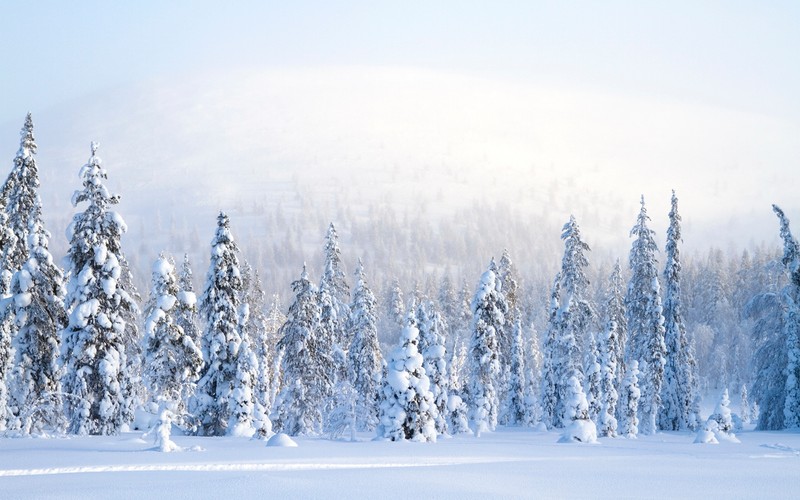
[539,194,701,440]
[1,115,798,440]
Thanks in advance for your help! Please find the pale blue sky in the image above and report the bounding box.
[2,1,798,122]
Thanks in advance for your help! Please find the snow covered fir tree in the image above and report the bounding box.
[143,254,203,419]
[346,259,384,431]
[625,197,666,435]
[377,310,438,442]
[190,212,244,436]
[467,262,506,436]
[271,265,330,436]
[60,143,139,435]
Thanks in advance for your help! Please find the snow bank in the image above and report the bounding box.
[266,433,298,447]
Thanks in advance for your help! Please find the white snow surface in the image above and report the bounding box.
[1,427,798,498]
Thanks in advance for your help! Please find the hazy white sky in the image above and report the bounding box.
[1,1,799,253]
[2,1,798,122]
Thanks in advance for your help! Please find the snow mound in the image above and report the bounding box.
[266,433,298,447]
[695,416,740,444]
[532,422,548,432]
[693,429,719,444]
[558,419,598,444]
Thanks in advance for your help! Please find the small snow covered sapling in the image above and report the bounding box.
[696,389,740,444]
[152,409,180,452]
[558,375,598,444]
[446,393,472,435]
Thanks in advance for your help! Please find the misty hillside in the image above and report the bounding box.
[1,67,794,303]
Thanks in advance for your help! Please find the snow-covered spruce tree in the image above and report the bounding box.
[377,310,438,442]
[597,265,624,437]
[708,388,734,433]
[502,314,528,426]
[660,191,697,431]
[497,249,520,371]
[346,258,384,431]
[61,143,139,435]
[620,360,641,438]
[740,384,751,424]
[606,261,628,390]
[117,256,142,428]
[190,212,243,436]
[467,263,506,436]
[175,254,201,360]
[8,208,68,435]
[540,273,561,429]
[318,222,350,382]
[325,379,359,441]
[417,300,449,435]
[143,254,203,419]
[0,211,16,432]
[265,295,286,408]
[625,196,666,435]
[772,205,800,429]
[554,216,594,427]
[4,113,40,269]
[228,306,261,438]
[438,274,460,340]
[272,265,330,436]
[585,333,602,423]
[524,329,543,427]
[240,268,273,438]
[745,286,786,430]
[385,277,405,330]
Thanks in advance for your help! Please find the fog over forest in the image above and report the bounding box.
[1,68,794,398]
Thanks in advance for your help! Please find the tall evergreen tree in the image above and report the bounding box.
[0,211,16,432]
[503,314,528,426]
[190,212,243,436]
[745,288,786,430]
[496,249,519,366]
[318,223,350,378]
[467,262,506,436]
[417,300,449,435]
[61,143,138,435]
[660,191,697,431]
[385,277,405,330]
[4,113,39,269]
[540,273,561,428]
[554,216,594,427]
[347,259,384,431]
[143,255,203,418]
[272,265,330,435]
[8,206,68,434]
[597,263,624,437]
[772,205,800,428]
[228,303,262,437]
[240,268,273,437]
[264,295,286,409]
[625,197,666,434]
[175,254,201,356]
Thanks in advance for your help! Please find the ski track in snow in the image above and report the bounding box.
[0,457,516,478]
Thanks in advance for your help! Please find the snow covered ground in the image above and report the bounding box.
[1,427,798,499]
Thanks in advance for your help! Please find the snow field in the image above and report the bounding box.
[1,427,798,499]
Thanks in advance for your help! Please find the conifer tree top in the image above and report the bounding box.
[71,142,121,210]
[773,204,800,285]
[17,113,36,159]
